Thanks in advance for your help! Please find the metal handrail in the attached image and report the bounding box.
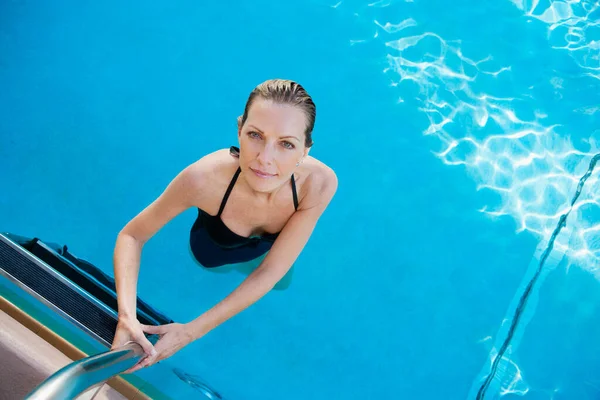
[25,341,147,400]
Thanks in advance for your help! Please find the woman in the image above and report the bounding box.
[111,79,338,372]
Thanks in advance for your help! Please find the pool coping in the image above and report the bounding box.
[0,294,152,399]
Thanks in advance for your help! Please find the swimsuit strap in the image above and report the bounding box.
[291,174,299,211]
[217,167,242,217]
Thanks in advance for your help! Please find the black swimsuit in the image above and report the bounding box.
[189,149,299,268]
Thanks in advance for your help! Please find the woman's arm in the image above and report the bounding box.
[185,169,338,340]
[114,163,203,320]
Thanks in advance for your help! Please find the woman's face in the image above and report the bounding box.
[238,98,309,192]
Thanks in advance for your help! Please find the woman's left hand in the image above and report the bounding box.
[125,322,195,373]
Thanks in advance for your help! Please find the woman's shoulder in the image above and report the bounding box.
[176,148,239,203]
[184,148,238,180]
[297,157,338,210]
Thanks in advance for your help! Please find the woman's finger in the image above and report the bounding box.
[140,323,165,335]
[134,332,157,357]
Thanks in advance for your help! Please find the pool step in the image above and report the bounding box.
[0,232,171,347]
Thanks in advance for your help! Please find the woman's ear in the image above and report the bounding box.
[237,116,243,137]
[303,146,310,159]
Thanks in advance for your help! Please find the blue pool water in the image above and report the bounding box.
[1,0,599,399]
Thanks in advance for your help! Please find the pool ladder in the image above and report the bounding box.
[25,340,224,399]
[0,232,223,399]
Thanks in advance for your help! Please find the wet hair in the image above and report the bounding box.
[239,79,316,147]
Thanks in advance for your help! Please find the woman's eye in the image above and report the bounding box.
[248,131,261,139]
[282,141,295,149]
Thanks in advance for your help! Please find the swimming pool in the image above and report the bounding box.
[1,0,599,398]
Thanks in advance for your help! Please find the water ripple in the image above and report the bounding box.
[379,21,600,276]
[476,154,600,399]
[375,15,600,398]
[511,0,600,81]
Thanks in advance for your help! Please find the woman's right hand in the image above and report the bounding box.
[111,317,157,372]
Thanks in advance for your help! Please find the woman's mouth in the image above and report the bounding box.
[250,167,276,178]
